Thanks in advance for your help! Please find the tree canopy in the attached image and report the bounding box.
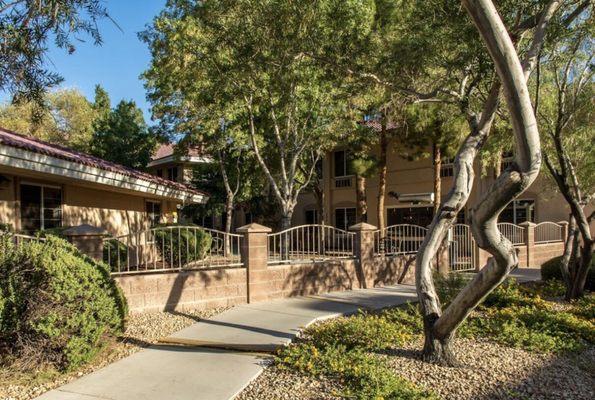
[0,0,110,103]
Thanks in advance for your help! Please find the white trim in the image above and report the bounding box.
[147,154,212,168]
[0,144,207,204]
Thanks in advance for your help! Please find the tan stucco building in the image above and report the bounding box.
[0,128,208,236]
[292,140,592,230]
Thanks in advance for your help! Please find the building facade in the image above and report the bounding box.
[0,128,208,236]
[292,141,592,230]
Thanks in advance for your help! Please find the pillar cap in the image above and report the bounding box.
[557,221,569,225]
[63,224,108,237]
[237,223,272,233]
[349,222,378,232]
[518,221,536,227]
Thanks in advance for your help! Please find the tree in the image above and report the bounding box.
[0,0,110,103]
[90,100,158,170]
[403,103,466,214]
[412,0,579,365]
[537,20,594,299]
[0,88,96,151]
[142,0,353,230]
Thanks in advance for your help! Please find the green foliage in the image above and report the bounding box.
[102,239,129,271]
[433,272,472,307]
[460,305,595,353]
[153,225,212,267]
[0,89,97,152]
[279,343,436,400]
[570,296,595,320]
[458,280,595,353]
[0,0,109,103]
[276,304,435,399]
[90,99,159,170]
[304,312,413,352]
[541,255,595,291]
[0,235,127,371]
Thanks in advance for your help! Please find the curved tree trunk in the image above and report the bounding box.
[433,144,441,215]
[356,174,368,222]
[415,0,560,365]
[377,120,388,234]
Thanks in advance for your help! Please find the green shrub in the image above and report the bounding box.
[480,279,546,309]
[434,272,472,307]
[541,255,595,291]
[278,344,436,400]
[460,305,594,353]
[569,295,595,320]
[0,235,127,371]
[102,238,129,271]
[304,311,413,352]
[154,224,212,267]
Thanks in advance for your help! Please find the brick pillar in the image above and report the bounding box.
[63,224,108,261]
[519,222,536,268]
[237,223,272,303]
[349,222,377,288]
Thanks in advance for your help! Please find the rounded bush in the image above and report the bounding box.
[154,224,212,268]
[541,255,594,291]
[0,235,127,371]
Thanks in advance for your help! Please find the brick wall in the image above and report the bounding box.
[116,254,414,313]
[115,267,247,313]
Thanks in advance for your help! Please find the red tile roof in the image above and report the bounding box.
[0,127,207,197]
[151,143,204,161]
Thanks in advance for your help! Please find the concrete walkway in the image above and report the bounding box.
[36,285,417,400]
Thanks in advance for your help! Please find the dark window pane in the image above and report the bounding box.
[43,187,62,229]
[20,184,41,233]
[334,151,345,177]
[305,210,318,224]
[386,207,433,227]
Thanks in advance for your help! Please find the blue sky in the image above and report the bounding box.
[45,0,166,122]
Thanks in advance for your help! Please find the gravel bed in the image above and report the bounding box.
[237,366,343,400]
[386,337,594,400]
[236,338,594,400]
[0,307,228,400]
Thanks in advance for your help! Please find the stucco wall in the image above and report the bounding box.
[63,184,178,236]
[0,173,16,228]
[305,143,591,230]
[0,167,180,235]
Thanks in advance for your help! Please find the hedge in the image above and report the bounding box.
[0,235,127,371]
[154,224,212,268]
[541,255,594,291]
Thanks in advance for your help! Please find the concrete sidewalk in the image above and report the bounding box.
[36,284,417,400]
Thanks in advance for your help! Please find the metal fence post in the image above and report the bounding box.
[237,223,272,303]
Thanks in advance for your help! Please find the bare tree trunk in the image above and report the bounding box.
[415,0,559,365]
[377,120,388,234]
[433,144,441,215]
[560,215,577,292]
[313,184,325,225]
[356,174,368,222]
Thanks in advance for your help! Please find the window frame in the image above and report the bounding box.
[439,157,455,178]
[305,209,319,225]
[334,207,356,231]
[19,181,63,232]
[167,166,179,182]
[333,150,353,178]
[145,200,162,227]
[500,199,535,224]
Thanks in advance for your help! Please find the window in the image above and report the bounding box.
[440,157,455,178]
[305,209,319,224]
[156,169,163,178]
[335,207,356,231]
[333,150,353,177]
[499,199,535,224]
[20,183,62,233]
[146,201,162,227]
[167,167,179,182]
[387,206,433,227]
[244,212,253,225]
[456,208,466,224]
